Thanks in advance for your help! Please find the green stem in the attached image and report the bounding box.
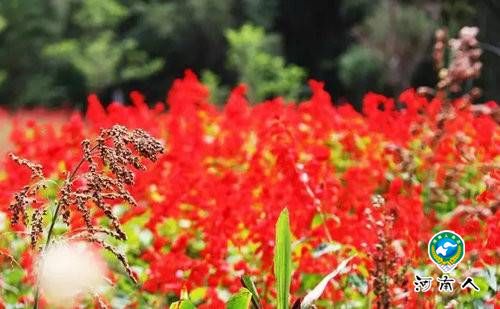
[33,145,97,309]
[33,202,60,309]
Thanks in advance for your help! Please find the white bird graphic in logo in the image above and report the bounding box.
[436,242,457,257]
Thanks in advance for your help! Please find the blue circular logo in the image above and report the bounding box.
[428,230,465,273]
[435,237,459,258]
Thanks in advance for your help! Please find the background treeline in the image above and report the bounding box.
[0,0,498,109]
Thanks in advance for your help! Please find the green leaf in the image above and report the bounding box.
[170,300,196,309]
[189,287,208,304]
[471,277,489,299]
[73,0,128,29]
[225,24,305,102]
[241,275,261,308]
[0,70,6,88]
[274,208,292,309]
[157,217,180,237]
[0,15,7,33]
[227,288,253,309]
[122,212,151,252]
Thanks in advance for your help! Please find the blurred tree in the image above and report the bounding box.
[126,0,234,102]
[275,0,352,103]
[337,0,500,104]
[0,14,6,89]
[43,0,163,93]
[472,0,500,102]
[441,0,476,35]
[239,0,278,29]
[0,0,63,106]
[339,0,439,100]
[0,0,162,107]
[339,46,385,96]
[0,0,497,108]
[225,24,305,102]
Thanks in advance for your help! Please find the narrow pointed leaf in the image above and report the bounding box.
[274,208,292,309]
[227,288,253,309]
[241,275,262,308]
[300,256,355,308]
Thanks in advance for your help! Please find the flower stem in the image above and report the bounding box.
[33,146,97,309]
[33,202,60,309]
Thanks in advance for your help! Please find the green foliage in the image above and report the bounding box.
[226,24,305,102]
[0,13,5,87]
[121,212,153,253]
[241,0,278,29]
[360,2,436,52]
[189,287,207,305]
[339,0,437,94]
[0,0,61,105]
[0,0,498,107]
[43,0,163,92]
[0,15,6,32]
[226,288,253,309]
[340,0,375,17]
[170,299,196,309]
[44,32,163,91]
[201,69,229,104]
[274,208,292,309]
[130,0,233,72]
[240,275,262,308]
[339,46,384,92]
[73,0,128,29]
[131,0,233,41]
[0,70,6,89]
[226,209,294,309]
[0,0,163,107]
[442,0,476,35]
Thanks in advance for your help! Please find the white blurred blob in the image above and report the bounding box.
[37,241,106,307]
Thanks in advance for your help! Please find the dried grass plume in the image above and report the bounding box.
[8,125,165,307]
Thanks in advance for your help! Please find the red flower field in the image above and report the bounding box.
[0,70,498,308]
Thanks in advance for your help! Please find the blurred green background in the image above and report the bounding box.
[0,0,498,109]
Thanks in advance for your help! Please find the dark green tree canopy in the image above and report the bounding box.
[0,0,497,108]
